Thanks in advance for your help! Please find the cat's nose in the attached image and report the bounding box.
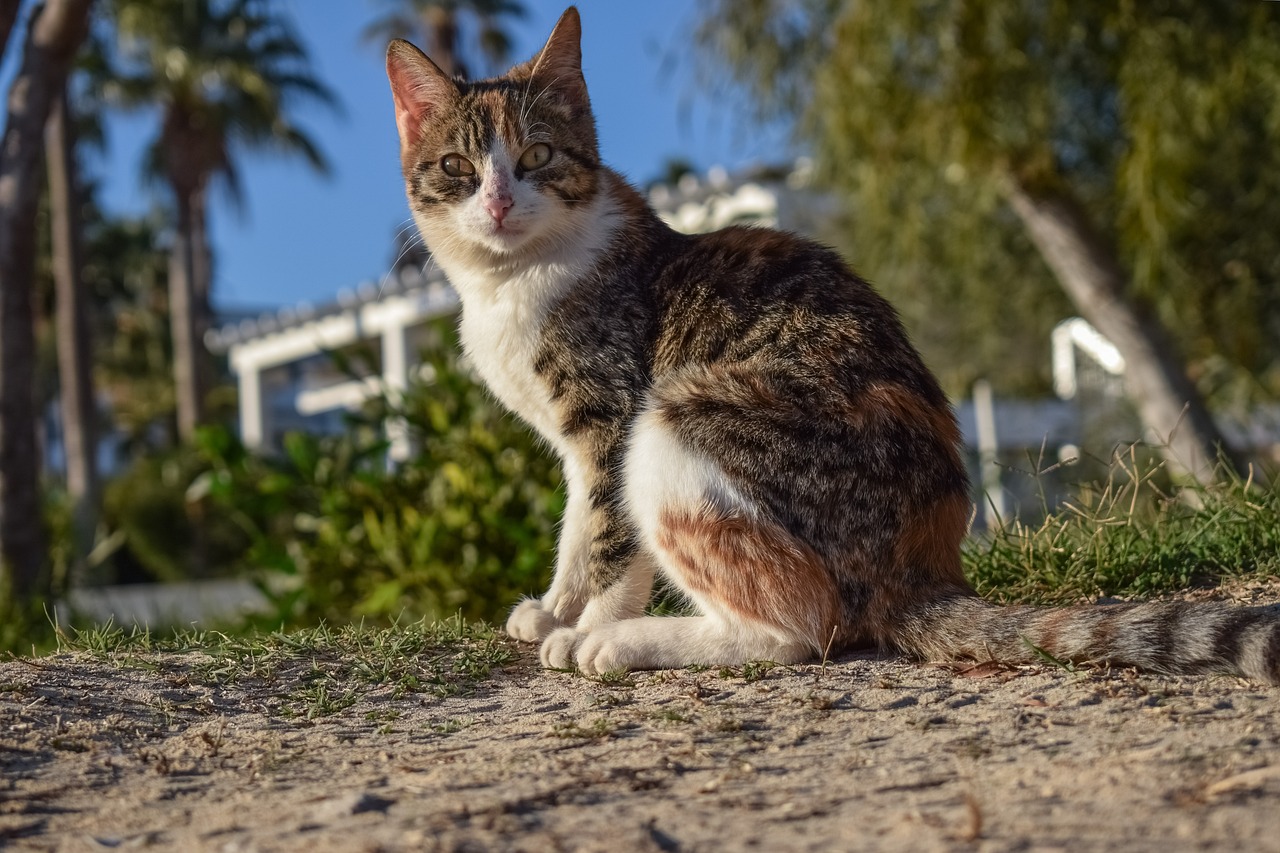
[485,194,514,224]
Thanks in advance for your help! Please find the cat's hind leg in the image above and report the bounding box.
[541,397,841,673]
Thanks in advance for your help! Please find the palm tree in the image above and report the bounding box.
[0,0,94,610]
[107,0,337,442]
[44,31,129,584]
[363,0,527,80]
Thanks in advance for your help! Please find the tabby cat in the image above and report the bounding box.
[385,7,1280,682]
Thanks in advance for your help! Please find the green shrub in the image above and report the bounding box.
[100,447,250,583]
[197,323,562,626]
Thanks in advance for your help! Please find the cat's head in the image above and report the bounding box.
[386,7,601,263]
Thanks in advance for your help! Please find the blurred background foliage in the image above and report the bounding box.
[696,0,1280,405]
[194,321,562,627]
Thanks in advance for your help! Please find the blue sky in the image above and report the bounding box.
[9,0,796,311]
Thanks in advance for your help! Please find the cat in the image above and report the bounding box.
[385,7,1280,683]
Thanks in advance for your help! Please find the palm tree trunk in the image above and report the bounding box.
[1002,176,1237,486]
[0,0,94,605]
[169,183,211,575]
[190,182,215,421]
[47,81,98,584]
[169,187,205,444]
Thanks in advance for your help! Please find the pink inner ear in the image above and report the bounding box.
[388,59,438,149]
[393,96,429,149]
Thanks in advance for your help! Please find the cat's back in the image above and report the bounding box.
[646,224,934,394]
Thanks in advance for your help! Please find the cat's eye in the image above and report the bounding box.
[440,154,475,177]
[519,143,552,171]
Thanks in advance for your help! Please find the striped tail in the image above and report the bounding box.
[891,594,1280,685]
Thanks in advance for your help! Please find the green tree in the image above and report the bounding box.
[364,0,527,80]
[107,0,337,442]
[83,213,176,453]
[698,0,1280,484]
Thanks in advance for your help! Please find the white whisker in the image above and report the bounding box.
[391,217,419,241]
[522,76,561,127]
[377,230,428,298]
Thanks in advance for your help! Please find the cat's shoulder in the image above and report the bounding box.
[600,171,845,274]
[667,224,856,294]
[694,218,843,260]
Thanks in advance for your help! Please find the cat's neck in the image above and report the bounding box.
[428,174,632,306]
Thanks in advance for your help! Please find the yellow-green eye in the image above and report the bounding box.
[441,154,475,177]
[519,143,552,171]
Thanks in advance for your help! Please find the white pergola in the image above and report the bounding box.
[1050,317,1126,400]
[208,272,458,461]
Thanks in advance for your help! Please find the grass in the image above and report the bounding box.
[53,614,515,719]
[17,451,1279,705]
[965,454,1280,605]
[1021,640,1079,675]
[430,717,474,735]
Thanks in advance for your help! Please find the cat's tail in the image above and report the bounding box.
[890,593,1280,684]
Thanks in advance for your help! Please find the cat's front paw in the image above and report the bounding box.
[539,624,638,675]
[540,627,584,669]
[572,626,643,675]
[505,599,564,643]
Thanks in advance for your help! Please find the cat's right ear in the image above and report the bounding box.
[386,40,456,152]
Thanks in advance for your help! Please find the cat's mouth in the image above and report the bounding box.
[485,220,530,248]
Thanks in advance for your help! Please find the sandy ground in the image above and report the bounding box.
[5,588,1280,852]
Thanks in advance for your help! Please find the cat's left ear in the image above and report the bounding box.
[387,39,457,153]
[527,7,589,111]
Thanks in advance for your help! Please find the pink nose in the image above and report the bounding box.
[485,194,514,224]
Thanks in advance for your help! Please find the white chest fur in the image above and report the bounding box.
[457,287,564,450]
[426,192,622,457]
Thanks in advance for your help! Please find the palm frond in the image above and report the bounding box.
[107,0,341,197]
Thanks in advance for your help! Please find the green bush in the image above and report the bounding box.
[197,323,562,626]
[101,447,251,583]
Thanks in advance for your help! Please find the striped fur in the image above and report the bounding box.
[387,8,1280,684]
[897,597,1280,684]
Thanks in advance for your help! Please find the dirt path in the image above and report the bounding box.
[4,599,1280,852]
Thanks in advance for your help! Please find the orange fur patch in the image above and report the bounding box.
[656,508,839,649]
[855,383,963,447]
[892,491,970,586]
